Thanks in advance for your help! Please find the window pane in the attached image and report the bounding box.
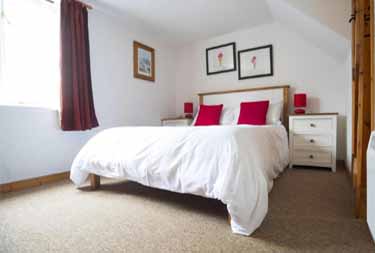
[0,0,60,109]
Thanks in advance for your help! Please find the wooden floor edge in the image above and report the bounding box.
[0,171,70,194]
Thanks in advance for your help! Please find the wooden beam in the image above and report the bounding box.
[371,0,375,131]
[352,0,359,189]
[354,0,371,219]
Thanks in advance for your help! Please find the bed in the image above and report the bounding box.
[70,85,290,236]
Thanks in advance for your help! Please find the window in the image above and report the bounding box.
[0,0,60,109]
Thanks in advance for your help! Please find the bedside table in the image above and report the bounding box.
[161,117,193,126]
[289,113,338,172]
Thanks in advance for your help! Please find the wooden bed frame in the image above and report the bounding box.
[88,84,289,225]
[89,84,290,191]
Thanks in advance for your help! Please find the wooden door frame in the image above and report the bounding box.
[351,0,374,219]
[371,0,375,131]
[352,0,358,189]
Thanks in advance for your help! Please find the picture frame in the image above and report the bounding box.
[133,41,155,82]
[206,42,236,75]
[238,44,273,80]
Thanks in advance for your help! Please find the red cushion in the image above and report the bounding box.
[194,104,223,126]
[237,100,269,125]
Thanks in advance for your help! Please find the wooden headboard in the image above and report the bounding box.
[197,85,290,127]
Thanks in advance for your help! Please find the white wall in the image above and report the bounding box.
[88,10,177,127]
[0,5,352,183]
[0,9,177,184]
[175,23,350,160]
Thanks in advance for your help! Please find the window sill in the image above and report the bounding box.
[0,102,59,111]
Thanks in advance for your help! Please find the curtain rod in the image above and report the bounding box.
[46,0,93,10]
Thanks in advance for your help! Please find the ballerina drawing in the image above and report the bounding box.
[251,56,257,69]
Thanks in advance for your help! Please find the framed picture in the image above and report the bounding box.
[238,45,273,80]
[133,41,155,81]
[206,42,236,75]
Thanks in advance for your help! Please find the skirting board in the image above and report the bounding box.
[0,172,70,193]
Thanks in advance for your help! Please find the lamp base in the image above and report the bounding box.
[294,108,306,114]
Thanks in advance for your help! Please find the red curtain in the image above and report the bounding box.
[60,0,99,131]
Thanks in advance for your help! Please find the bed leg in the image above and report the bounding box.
[90,174,100,190]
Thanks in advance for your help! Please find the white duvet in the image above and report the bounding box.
[70,125,289,235]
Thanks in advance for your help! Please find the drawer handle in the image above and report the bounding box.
[309,139,315,143]
[309,155,314,159]
[310,123,316,127]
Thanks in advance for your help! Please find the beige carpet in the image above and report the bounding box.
[1,167,374,253]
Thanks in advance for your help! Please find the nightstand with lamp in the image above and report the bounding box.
[289,93,338,172]
[161,102,194,126]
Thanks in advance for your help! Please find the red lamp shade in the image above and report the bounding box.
[294,93,307,114]
[294,93,307,107]
[184,102,193,114]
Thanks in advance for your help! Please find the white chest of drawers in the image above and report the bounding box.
[289,113,338,172]
[161,117,192,126]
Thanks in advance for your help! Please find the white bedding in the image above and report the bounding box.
[70,125,289,235]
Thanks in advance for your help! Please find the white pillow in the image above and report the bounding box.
[266,102,283,124]
[220,108,236,125]
[192,108,199,125]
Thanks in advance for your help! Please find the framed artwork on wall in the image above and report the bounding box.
[206,42,236,75]
[238,44,273,80]
[133,41,155,82]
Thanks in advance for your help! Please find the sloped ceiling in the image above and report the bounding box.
[283,0,351,39]
[266,0,350,61]
[88,0,274,43]
[89,0,351,61]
